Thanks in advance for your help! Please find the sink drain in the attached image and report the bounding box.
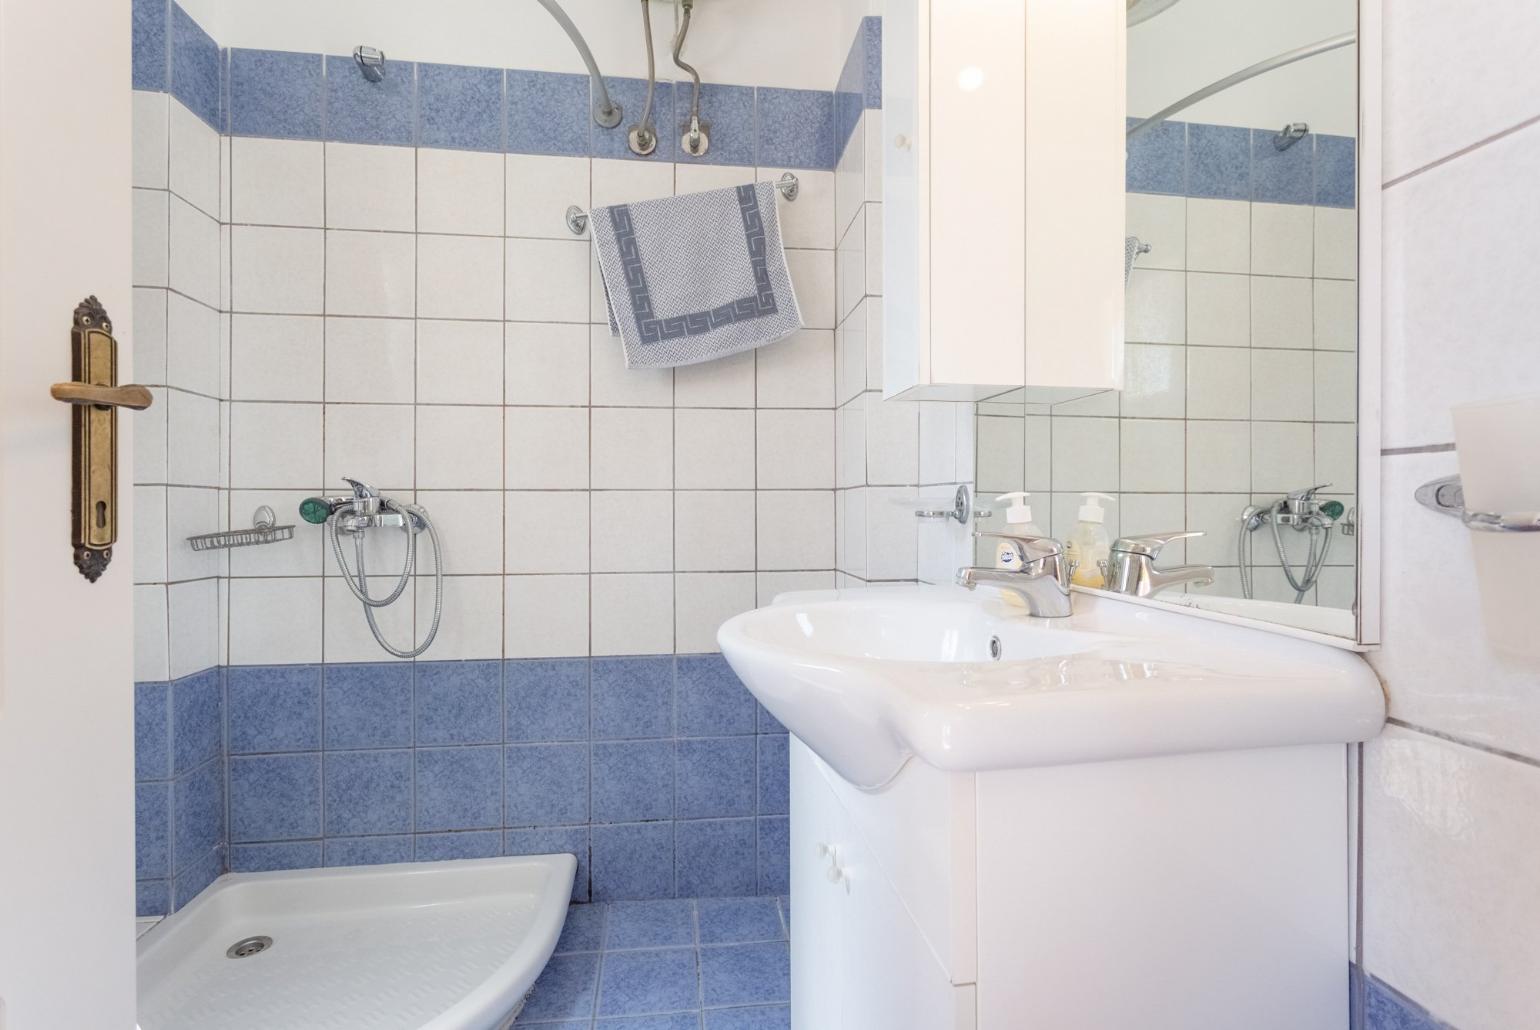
[989,636,1002,660]
[226,935,273,959]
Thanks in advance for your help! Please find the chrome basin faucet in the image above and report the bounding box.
[1102,531,1214,598]
[956,531,1073,618]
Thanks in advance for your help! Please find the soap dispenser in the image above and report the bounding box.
[1065,492,1115,588]
[993,492,1043,570]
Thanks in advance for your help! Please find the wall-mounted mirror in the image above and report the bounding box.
[975,0,1364,640]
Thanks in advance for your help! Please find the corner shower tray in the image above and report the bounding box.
[136,854,576,1030]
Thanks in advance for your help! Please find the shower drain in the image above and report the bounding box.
[226,935,273,959]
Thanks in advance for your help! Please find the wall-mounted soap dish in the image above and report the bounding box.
[1415,475,1540,533]
[188,506,296,551]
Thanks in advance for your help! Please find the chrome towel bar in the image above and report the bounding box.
[565,171,799,236]
[1415,474,1540,533]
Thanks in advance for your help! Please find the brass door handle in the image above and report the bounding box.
[49,382,153,410]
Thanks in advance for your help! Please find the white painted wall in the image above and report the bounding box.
[1128,0,1356,135]
[195,0,847,91]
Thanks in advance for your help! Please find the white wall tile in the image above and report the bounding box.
[918,402,958,484]
[134,388,169,485]
[416,405,502,489]
[324,575,413,663]
[1314,423,1357,496]
[232,225,324,314]
[591,408,672,489]
[167,578,220,678]
[169,196,220,308]
[231,137,324,227]
[418,574,503,661]
[166,389,221,487]
[1186,346,1250,421]
[133,189,169,287]
[132,91,168,190]
[133,287,169,388]
[165,487,223,583]
[1314,351,1357,423]
[1251,203,1313,277]
[324,403,414,490]
[863,398,919,486]
[863,302,884,392]
[1249,276,1313,349]
[835,206,866,324]
[506,407,588,489]
[505,574,589,657]
[507,237,590,322]
[865,487,919,581]
[1313,280,1358,351]
[837,487,867,578]
[505,322,589,406]
[1126,193,1186,270]
[1051,417,1119,493]
[325,229,416,318]
[228,490,325,578]
[590,158,673,207]
[134,584,170,681]
[757,490,835,570]
[1251,349,1314,421]
[770,167,835,250]
[836,395,868,490]
[167,98,220,217]
[975,414,1026,495]
[1126,269,1186,344]
[1121,343,1186,419]
[591,573,673,655]
[757,329,834,408]
[230,314,322,401]
[788,248,837,330]
[674,572,756,653]
[675,409,755,490]
[756,571,835,605]
[756,409,834,489]
[417,319,503,404]
[505,490,589,575]
[675,349,755,408]
[1314,207,1356,281]
[1250,421,1314,492]
[418,148,504,236]
[134,486,168,584]
[228,399,321,489]
[165,291,221,398]
[590,325,673,406]
[1185,421,1250,493]
[417,234,503,320]
[1118,492,1188,556]
[591,491,672,572]
[324,317,415,403]
[506,154,591,239]
[675,491,756,571]
[674,164,756,196]
[229,577,322,664]
[1185,493,1249,566]
[1119,420,1185,493]
[1184,272,1247,347]
[325,141,415,231]
[1186,199,1250,273]
[834,112,865,242]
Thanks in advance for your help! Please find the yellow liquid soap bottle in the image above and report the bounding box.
[992,492,1043,569]
[1065,492,1115,588]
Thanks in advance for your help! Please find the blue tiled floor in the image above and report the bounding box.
[521,896,791,1029]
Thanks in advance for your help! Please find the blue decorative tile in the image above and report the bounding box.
[699,941,790,1007]
[676,818,755,897]
[506,743,590,827]
[1252,128,1314,205]
[676,655,755,737]
[506,659,589,741]
[676,737,755,819]
[696,897,783,945]
[135,681,171,781]
[416,660,502,745]
[324,834,414,867]
[598,1015,700,1030]
[605,899,695,950]
[592,77,675,162]
[172,759,224,870]
[415,829,503,862]
[597,947,699,1017]
[777,896,789,934]
[834,17,869,160]
[755,703,785,735]
[1126,118,1187,195]
[673,82,755,167]
[169,4,221,129]
[1315,134,1357,209]
[132,0,168,91]
[1364,975,1453,1030]
[506,825,591,903]
[230,841,322,872]
[171,668,222,774]
[591,822,674,901]
[229,753,321,842]
[705,1005,791,1030]
[137,879,170,918]
[593,657,674,739]
[521,952,600,1023]
[507,69,591,157]
[325,53,415,146]
[325,749,412,836]
[136,782,171,880]
[171,846,222,911]
[860,16,882,109]
[415,745,502,831]
[555,902,607,954]
[756,817,788,895]
[756,735,788,816]
[835,88,864,164]
[229,49,324,140]
[324,662,412,749]
[418,63,504,152]
[593,740,674,823]
[227,665,321,754]
[1187,123,1251,200]
[756,87,835,171]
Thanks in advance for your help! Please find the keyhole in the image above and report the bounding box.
[95,500,107,529]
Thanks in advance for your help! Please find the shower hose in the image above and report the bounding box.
[328,499,444,658]
[1237,503,1334,604]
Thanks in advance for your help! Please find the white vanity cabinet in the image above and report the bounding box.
[882,0,1127,400]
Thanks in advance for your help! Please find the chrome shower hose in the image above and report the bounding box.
[328,499,444,658]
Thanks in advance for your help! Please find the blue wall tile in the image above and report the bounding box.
[507,70,592,157]
[673,82,756,167]
[418,63,504,152]
[325,749,413,835]
[230,840,323,872]
[136,782,171,880]
[230,753,321,841]
[415,745,502,831]
[416,829,502,862]
[1364,975,1454,1030]
[756,735,788,816]
[1252,129,1315,205]
[756,816,788,895]
[593,77,675,162]
[705,1006,791,1030]
[676,737,755,819]
[506,825,591,902]
[556,902,606,953]
[171,846,222,911]
[227,665,321,754]
[593,740,674,823]
[137,879,170,918]
[172,758,224,870]
[860,17,883,109]
[522,952,600,1023]
[229,49,324,140]
[676,818,756,897]
[756,88,835,171]
[1127,118,1187,195]
[676,654,755,736]
[605,898,695,950]
[324,834,414,867]
[600,1015,700,1030]
[171,668,222,774]
[1315,134,1357,208]
[591,822,674,901]
[135,681,171,781]
[697,897,783,945]
[416,660,502,745]
[324,663,412,749]
[506,742,590,827]
[325,54,415,146]
[593,657,674,739]
[699,941,790,1007]
[1187,123,1250,201]
[132,0,168,91]
[506,659,589,741]
[597,946,699,1017]
[169,4,221,129]
[756,702,786,735]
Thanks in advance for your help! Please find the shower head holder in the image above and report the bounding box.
[353,46,385,82]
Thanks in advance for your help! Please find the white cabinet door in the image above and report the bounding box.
[791,740,846,1030]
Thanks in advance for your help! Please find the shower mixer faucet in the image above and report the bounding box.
[300,478,425,534]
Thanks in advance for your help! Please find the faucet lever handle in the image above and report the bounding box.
[1111,530,1204,558]
[973,530,1063,558]
[341,477,380,500]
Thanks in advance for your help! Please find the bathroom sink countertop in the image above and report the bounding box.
[718,585,1386,788]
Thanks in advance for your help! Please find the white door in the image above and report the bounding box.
[0,0,138,1026]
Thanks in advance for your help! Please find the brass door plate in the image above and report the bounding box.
[50,296,152,581]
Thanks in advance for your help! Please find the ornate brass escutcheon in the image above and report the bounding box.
[50,296,153,581]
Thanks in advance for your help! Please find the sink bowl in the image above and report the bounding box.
[718,584,1385,788]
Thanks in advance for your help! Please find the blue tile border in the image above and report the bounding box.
[836,15,883,160]
[1360,969,1456,1030]
[1126,118,1358,208]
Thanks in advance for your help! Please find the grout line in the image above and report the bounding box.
[1382,112,1540,190]
[1384,717,1540,771]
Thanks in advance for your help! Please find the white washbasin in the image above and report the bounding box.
[718,584,1385,788]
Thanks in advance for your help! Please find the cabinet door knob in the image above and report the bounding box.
[894,134,912,150]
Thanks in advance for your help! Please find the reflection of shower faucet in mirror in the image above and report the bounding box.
[1240,485,1344,604]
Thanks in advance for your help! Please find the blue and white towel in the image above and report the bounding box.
[591,181,803,369]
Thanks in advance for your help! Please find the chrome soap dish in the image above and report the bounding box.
[188,506,296,551]
[1415,475,1540,533]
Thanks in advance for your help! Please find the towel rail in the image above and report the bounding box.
[565,171,799,236]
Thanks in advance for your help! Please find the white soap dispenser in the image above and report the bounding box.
[1065,492,1115,588]
[993,492,1043,570]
